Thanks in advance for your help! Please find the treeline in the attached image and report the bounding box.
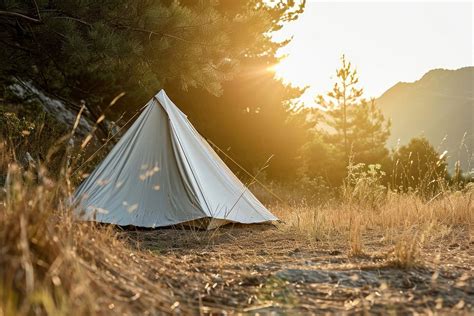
[167,55,470,197]
[0,0,469,195]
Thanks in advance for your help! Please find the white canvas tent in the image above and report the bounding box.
[73,90,277,230]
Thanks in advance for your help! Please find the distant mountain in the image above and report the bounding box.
[377,67,473,172]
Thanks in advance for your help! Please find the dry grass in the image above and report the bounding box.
[120,220,472,315]
[273,186,473,267]
[0,144,187,315]
[1,160,472,314]
[1,128,472,315]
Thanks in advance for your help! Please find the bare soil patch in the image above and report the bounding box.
[122,224,473,315]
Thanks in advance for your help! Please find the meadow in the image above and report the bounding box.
[1,137,472,315]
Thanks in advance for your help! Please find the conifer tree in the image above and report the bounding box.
[299,55,390,186]
[316,55,364,161]
[315,55,390,166]
[163,1,309,180]
[0,0,304,129]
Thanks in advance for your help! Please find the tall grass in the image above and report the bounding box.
[272,163,473,265]
[0,139,184,315]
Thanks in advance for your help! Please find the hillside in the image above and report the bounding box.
[377,67,473,172]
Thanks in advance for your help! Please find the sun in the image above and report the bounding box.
[271,57,307,87]
[266,61,303,86]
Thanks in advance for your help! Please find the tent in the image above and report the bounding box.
[73,90,277,230]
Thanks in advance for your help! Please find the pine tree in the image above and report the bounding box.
[315,55,390,166]
[300,55,391,186]
[350,99,391,165]
[163,1,309,180]
[0,0,304,131]
[316,55,364,161]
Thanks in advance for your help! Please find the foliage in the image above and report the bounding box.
[299,55,390,187]
[297,134,345,187]
[162,1,308,180]
[390,136,448,196]
[0,97,68,181]
[0,1,227,100]
[0,0,304,125]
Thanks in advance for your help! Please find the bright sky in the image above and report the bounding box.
[272,1,473,107]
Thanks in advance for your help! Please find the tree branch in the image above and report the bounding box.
[0,10,41,23]
[32,0,41,21]
[113,24,210,46]
[52,16,92,28]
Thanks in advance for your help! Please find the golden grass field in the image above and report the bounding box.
[1,143,472,315]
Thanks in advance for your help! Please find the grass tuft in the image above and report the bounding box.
[0,141,184,315]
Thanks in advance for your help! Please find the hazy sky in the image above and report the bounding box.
[272,1,473,106]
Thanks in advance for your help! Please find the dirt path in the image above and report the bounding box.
[123,225,473,315]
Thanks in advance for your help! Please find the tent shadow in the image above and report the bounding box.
[115,222,278,252]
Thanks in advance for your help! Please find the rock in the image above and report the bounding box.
[240,275,262,286]
[276,269,332,284]
[275,269,382,288]
[9,80,93,136]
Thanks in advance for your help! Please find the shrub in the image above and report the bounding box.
[390,136,448,197]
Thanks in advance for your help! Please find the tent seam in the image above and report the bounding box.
[154,96,212,216]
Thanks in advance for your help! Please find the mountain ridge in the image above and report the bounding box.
[377,66,473,172]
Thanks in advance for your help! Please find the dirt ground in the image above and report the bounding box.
[119,224,473,315]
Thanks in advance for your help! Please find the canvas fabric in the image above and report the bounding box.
[73,90,277,229]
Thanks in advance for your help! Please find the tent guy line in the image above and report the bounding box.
[71,102,148,177]
[207,139,284,203]
[72,95,284,203]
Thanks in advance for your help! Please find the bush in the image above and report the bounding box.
[389,136,448,197]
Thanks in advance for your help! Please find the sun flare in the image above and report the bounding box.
[271,2,472,107]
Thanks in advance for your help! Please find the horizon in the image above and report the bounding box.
[271,1,473,106]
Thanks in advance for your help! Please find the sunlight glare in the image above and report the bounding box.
[271,2,473,107]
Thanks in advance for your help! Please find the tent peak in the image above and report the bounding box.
[155,89,167,98]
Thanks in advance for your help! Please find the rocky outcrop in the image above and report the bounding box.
[9,80,93,137]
